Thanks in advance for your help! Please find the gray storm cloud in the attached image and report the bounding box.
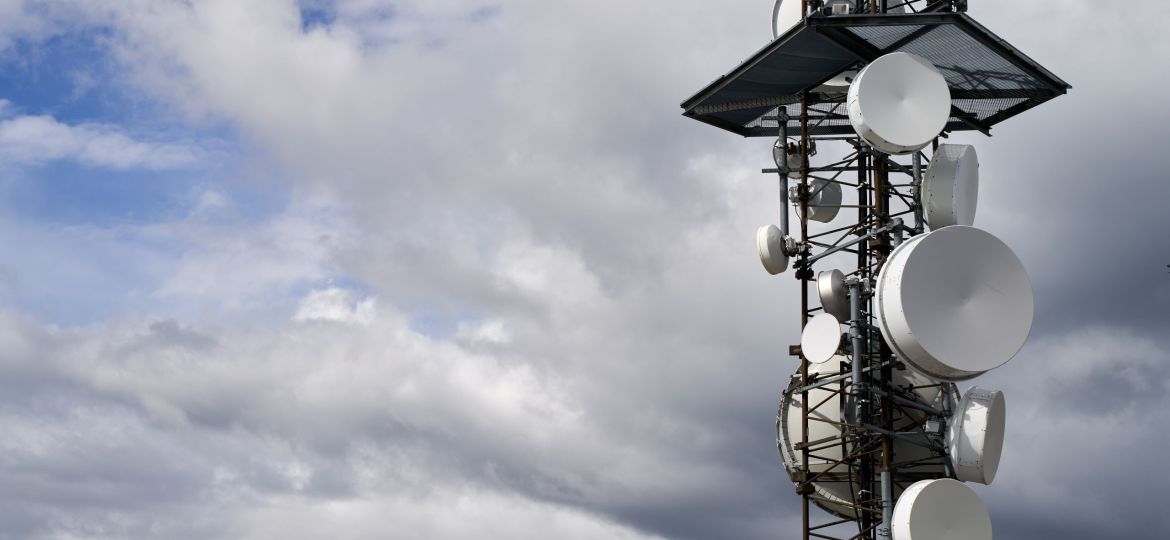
[0,1,1166,539]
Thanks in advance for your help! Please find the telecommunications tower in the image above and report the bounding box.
[680,2,1068,539]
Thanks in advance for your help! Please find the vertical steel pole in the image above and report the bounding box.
[857,144,869,276]
[874,152,895,540]
[799,90,811,540]
[855,141,870,539]
[879,469,894,539]
[912,152,924,234]
[779,110,791,238]
[848,278,864,426]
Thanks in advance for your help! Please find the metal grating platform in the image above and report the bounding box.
[681,12,1070,137]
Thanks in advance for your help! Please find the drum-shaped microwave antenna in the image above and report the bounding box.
[817,269,850,321]
[757,224,790,275]
[891,479,993,540]
[801,313,842,364]
[948,387,1006,485]
[922,144,979,229]
[847,52,951,155]
[875,226,1033,381]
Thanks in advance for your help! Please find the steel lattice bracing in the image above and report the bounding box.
[777,129,958,539]
[680,2,1069,539]
[681,11,1070,137]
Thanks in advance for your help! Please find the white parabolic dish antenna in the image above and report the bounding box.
[847,52,951,155]
[757,224,789,275]
[891,479,993,540]
[800,313,842,364]
[804,179,842,223]
[948,387,1006,485]
[817,269,849,321]
[773,139,801,180]
[922,144,979,229]
[779,362,954,519]
[875,226,1034,381]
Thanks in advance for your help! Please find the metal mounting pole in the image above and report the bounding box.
[912,152,924,234]
[798,89,812,540]
[848,278,864,425]
[874,148,895,540]
[879,468,894,540]
[779,110,791,239]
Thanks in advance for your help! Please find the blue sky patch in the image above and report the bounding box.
[299,1,337,32]
[0,28,129,124]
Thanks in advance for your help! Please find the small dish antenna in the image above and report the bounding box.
[773,138,802,179]
[848,52,951,155]
[800,313,843,364]
[922,144,979,229]
[816,270,850,321]
[891,479,993,540]
[771,0,803,40]
[875,226,1033,381]
[797,179,842,223]
[757,224,791,275]
[947,387,1006,485]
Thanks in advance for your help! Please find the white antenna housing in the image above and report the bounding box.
[922,144,979,229]
[847,52,952,155]
[757,224,790,275]
[803,179,842,223]
[875,226,1033,381]
[801,313,843,364]
[817,269,850,321]
[948,387,1006,485]
[891,479,993,539]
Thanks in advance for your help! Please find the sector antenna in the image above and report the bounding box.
[681,2,1069,538]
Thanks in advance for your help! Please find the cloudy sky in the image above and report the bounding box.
[0,1,1166,539]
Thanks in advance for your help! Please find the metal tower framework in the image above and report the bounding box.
[773,111,957,540]
[680,1,1069,539]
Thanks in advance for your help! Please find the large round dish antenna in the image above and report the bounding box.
[875,226,1033,381]
[801,313,843,364]
[947,387,1006,485]
[847,52,951,155]
[817,269,850,321]
[922,144,979,229]
[757,224,790,275]
[891,479,993,540]
[778,364,956,519]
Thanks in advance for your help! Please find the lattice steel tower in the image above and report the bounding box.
[680,2,1068,539]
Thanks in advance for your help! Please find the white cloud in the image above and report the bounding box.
[0,114,208,170]
[151,191,349,315]
[293,287,376,325]
[0,1,1167,539]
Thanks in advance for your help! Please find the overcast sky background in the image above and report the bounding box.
[0,1,1166,539]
